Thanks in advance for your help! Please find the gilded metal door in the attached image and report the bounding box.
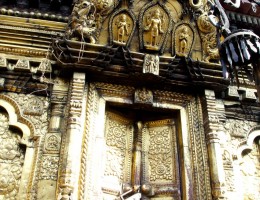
[101,111,181,200]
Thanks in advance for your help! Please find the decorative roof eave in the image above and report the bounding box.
[221,0,260,17]
[53,39,230,92]
[227,10,260,27]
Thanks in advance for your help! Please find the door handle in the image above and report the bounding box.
[120,185,141,200]
[141,184,155,196]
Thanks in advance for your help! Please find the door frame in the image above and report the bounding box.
[78,82,212,200]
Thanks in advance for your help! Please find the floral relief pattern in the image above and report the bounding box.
[40,156,59,180]
[148,128,173,181]
[6,93,49,136]
[104,118,127,181]
[0,112,25,200]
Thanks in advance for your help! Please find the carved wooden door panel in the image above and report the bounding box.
[101,111,134,199]
[141,119,181,200]
[101,111,181,200]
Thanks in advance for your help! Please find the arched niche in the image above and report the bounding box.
[0,94,37,200]
[236,129,260,200]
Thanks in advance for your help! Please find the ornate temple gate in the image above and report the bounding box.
[62,81,213,200]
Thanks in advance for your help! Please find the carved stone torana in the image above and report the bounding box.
[221,118,260,199]
[134,87,153,105]
[197,12,219,63]
[139,2,172,53]
[0,112,25,200]
[143,54,159,75]
[110,10,135,46]
[173,23,194,57]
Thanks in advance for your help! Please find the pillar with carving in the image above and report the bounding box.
[57,73,86,200]
[202,90,227,199]
[38,79,69,199]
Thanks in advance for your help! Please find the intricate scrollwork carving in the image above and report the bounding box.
[101,112,133,198]
[149,128,173,181]
[197,12,219,63]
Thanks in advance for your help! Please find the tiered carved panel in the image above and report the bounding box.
[142,119,180,200]
[101,112,134,199]
[0,110,25,200]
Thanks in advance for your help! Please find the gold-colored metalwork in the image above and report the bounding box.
[173,23,195,57]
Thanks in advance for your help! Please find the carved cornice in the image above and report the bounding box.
[53,39,229,91]
[0,54,52,73]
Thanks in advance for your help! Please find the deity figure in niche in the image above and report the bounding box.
[144,8,164,48]
[117,14,129,44]
[179,26,189,55]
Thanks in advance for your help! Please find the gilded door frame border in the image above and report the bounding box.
[78,82,212,200]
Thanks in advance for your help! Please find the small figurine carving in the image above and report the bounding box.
[144,8,164,49]
[110,11,135,46]
[143,54,159,75]
[134,87,153,104]
[179,26,189,55]
[116,14,129,44]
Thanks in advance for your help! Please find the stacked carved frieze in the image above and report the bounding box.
[62,0,219,64]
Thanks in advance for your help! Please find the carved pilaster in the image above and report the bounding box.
[57,73,86,200]
[202,90,227,199]
[44,81,69,154]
